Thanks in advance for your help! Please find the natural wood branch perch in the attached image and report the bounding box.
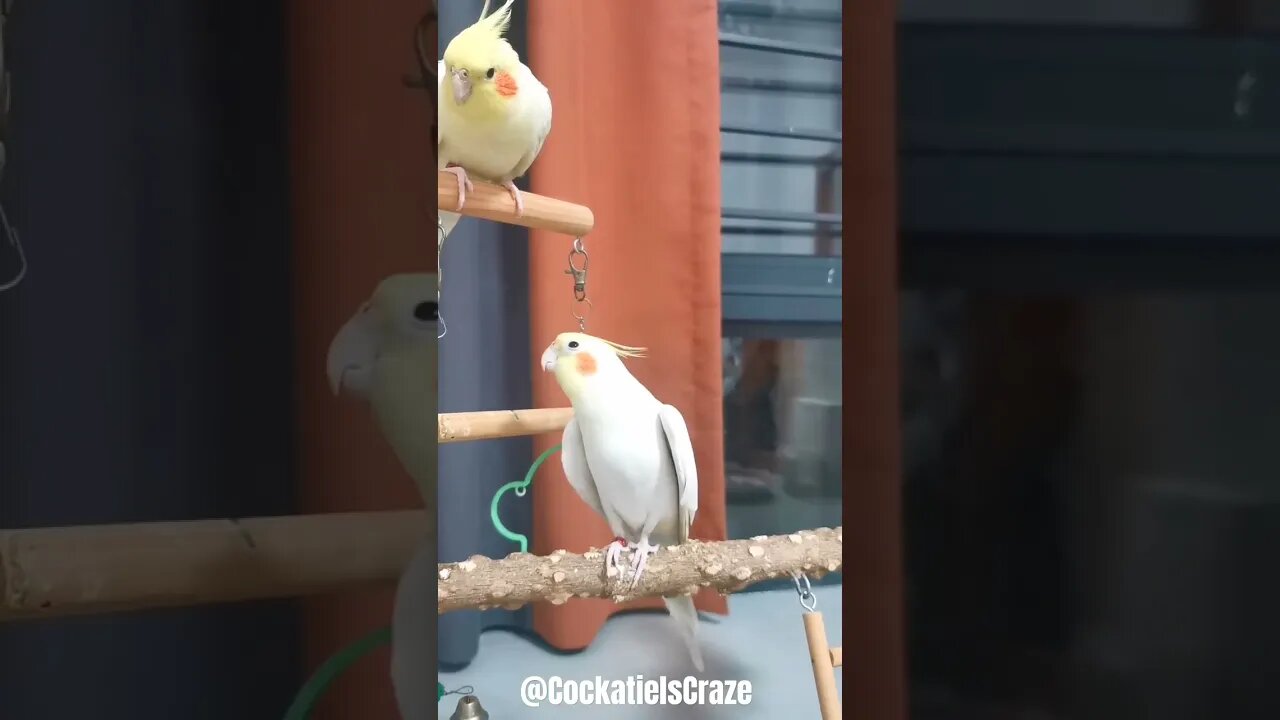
[0,511,427,622]
[438,170,595,236]
[438,407,572,443]
[437,526,842,614]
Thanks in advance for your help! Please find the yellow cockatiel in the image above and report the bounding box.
[437,0,552,239]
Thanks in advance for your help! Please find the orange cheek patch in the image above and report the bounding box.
[575,352,598,376]
[495,71,518,97]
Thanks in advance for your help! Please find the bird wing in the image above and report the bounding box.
[506,66,552,180]
[436,60,445,152]
[658,404,699,543]
[436,59,462,237]
[560,417,607,519]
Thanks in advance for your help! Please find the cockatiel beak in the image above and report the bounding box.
[451,68,472,105]
[326,303,378,398]
[540,344,557,372]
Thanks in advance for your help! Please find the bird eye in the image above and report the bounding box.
[567,340,579,349]
[486,67,496,79]
[413,301,438,322]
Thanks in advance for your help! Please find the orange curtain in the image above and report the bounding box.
[289,1,434,718]
[525,1,728,651]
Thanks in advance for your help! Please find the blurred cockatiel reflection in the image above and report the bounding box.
[326,273,437,720]
[327,273,437,506]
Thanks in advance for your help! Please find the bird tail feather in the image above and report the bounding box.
[663,596,704,672]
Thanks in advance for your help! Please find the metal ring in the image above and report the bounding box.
[567,246,588,272]
[791,571,818,612]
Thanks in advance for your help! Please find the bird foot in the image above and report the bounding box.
[443,165,474,211]
[500,180,525,216]
[604,537,629,579]
[627,540,661,592]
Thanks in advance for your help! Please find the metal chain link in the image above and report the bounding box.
[436,217,447,339]
[566,236,590,331]
[0,0,24,293]
[792,571,818,613]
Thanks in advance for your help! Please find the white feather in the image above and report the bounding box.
[437,59,461,239]
[658,404,699,544]
[560,417,607,521]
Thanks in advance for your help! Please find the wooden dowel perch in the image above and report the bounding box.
[438,170,595,236]
[804,611,843,719]
[0,511,426,622]
[437,526,842,614]
[438,407,572,443]
[830,646,843,668]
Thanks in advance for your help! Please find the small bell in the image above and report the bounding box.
[449,694,490,720]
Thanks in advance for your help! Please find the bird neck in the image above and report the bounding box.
[562,372,657,420]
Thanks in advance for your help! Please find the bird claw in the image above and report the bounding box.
[443,166,474,211]
[604,537,628,579]
[627,540,660,592]
[500,180,524,216]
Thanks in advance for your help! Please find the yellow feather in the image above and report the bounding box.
[598,337,648,359]
[458,0,514,45]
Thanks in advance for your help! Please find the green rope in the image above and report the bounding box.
[281,447,560,718]
[489,443,560,553]
[282,625,391,720]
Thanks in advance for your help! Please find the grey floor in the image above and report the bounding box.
[438,583,843,718]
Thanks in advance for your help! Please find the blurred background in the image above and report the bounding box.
[0,1,300,718]
[897,1,1280,719]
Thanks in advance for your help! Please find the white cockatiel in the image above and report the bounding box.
[437,0,552,240]
[540,332,705,672]
[326,273,437,720]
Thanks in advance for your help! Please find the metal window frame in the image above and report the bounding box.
[719,32,843,61]
[721,123,842,144]
[719,1,842,25]
[717,6,844,331]
[900,24,1280,242]
[721,253,842,329]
